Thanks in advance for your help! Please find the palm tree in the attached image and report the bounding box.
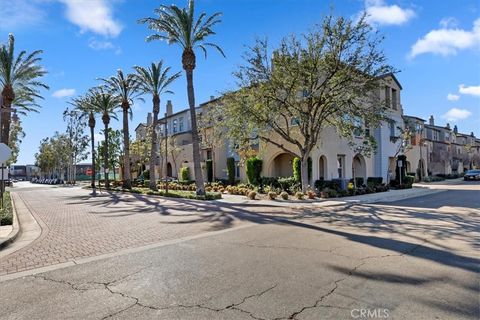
[86,87,120,189]
[70,95,97,192]
[139,0,224,195]
[100,70,141,189]
[133,61,180,191]
[0,33,48,145]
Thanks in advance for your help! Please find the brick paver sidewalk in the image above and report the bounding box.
[0,186,269,275]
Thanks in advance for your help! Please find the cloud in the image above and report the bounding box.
[447,93,460,101]
[364,0,415,26]
[439,17,459,29]
[409,18,480,58]
[88,38,122,54]
[442,108,472,121]
[459,84,480,96]
[0,0,47,30]
[60,0,122,37]
[52,88,76,98]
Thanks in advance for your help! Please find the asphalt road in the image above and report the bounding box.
[0,182,478,320]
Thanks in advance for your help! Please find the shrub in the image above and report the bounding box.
[404,175,415,187]
[314,178,325,191]
[280,191,289,200]
[295,192,304,200]
[278,177,299,193]
[142,169,150,180]
[143,180,150,188]
[268,191,277,200]
[227,157,235,185]
[206,159,213,182]
[247,191,257,200]
[351,177,364,187]
[367,177,383,187]
[246,156,263,186]
[261,177,281,189]
[0,192,13,225]
[293,157,301,182]
[180,167,190,182]
[306,190,315,199]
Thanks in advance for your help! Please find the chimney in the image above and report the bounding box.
[446,123,450,129]
[146,113,152,126]
[429,115,434,126]
[166,100,173,116]
[210,95,215,101]
[471,132,475,137]
[453,125,458,134]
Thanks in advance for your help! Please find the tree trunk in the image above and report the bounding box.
[122,102,131,189]
[149,95,160,191]
[1,85,14,145]
[90,124,96,191]
[300,154,309,193]
[103,120,110,190]
[185,69,205,196]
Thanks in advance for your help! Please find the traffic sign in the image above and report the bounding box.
[0,143,11,163]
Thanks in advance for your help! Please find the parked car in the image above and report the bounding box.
[464,170,480,181]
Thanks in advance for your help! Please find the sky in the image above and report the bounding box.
[0,0,479,165]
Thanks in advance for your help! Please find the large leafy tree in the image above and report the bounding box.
[139,0,225,195]
[133,61,180,190]
[0,34,48,145]
[222,14,395,191]
[100,70,141,189]
[63,108,89,183]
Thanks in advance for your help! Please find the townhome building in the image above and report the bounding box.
[135,74,407,186]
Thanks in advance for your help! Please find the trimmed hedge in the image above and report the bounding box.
[180,167,190,182]
[246,157,262,186]
[206,159,213,182]
[227,157,235,185]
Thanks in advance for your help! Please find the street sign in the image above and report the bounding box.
[0,143,11,163]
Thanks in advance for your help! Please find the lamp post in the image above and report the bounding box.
[158,114,169,195]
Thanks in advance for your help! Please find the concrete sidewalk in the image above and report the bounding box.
[217,185,444,208]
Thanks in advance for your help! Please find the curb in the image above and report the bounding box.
[0,194,20,250]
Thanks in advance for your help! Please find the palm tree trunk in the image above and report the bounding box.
[103,122,110,190]
[122,102,131,189]
[90,125,96,191]
[149,97,160,191]
[1,85,14,145]
[185,70,205,196]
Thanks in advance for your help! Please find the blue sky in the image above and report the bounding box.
[1,0,479,165]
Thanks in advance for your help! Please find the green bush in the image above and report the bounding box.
[367,177,383,187]
[246,156,262,186]
[227,157,235,185]
[280,191,289,200]
[180,167,190,182]
[0,192,13,225]
[404,175,415,187]
[206,159,213,182]
[142,169,150,180]
[293,157,301,182]
[143,180,150,188]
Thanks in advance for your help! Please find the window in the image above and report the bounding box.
[385,86,391,108]
[337,155,345,178]
[173,119,178,133]
[206,150,212,160]
[392,88,397,110]
[235,161,240,178]
[389,120,396,137]
[433,130,439,141]
[353,117,362,137]
[179,117,184,132]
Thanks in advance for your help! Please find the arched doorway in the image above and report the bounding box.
[352,154,366,181]
[272,153,294,177]
[167,163,172,177]
[318,155,327,179]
